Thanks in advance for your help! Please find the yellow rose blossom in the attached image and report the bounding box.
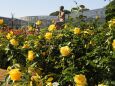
[36,20,42,26]
[0,19,3,24]
[108,19,115,28]
[9,69,21,81]
[10,39,19,46]
[74,74,87,86]
[74,27,80,35]
[45,32,52,40]
[60,46,71,56]
[6,33,12,39]
[75,84,86,86]
[111,19,115,24]
[112,39,115,49]
[28,50,35,61]
[6,31,14,39]
[48,24,56,31]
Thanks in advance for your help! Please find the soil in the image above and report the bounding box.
[0,69,7,81]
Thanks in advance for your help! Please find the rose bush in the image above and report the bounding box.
[0,17,115,86]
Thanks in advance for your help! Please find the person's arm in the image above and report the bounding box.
[58,11,61,18]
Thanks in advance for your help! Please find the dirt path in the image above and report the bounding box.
[0,69,7,81]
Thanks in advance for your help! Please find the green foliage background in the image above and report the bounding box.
[105,0,115,21]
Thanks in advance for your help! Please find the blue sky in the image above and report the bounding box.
[0,0,110,18]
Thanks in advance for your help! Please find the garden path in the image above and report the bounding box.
[0,69,7,81]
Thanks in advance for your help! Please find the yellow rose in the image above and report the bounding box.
[28,50,35,61]
[74,27,80,35]
[45,32,52,40]
[111,19,115,24]
[112,40,115,49]
[75,84,86,86]
[6,33,12,39]
[10,39,19,46]
[60,46,71,56]
[36,20,42,26]
[74,74,87,86]
[9,69,21,81]
[108,19,115,28]
[0,19,3,24]
[6,31,14,39]
[48,24,56,31]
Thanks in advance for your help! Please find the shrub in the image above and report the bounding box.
[0,18,115,86]
[105,0,115,21]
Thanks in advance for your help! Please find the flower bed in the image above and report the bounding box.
[0,18,115,86]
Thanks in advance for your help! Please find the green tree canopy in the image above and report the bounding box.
[49,10,71,16]
[71,4,90,13]
[105,0,115,21]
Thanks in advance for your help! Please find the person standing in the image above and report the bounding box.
[56,6,65,29]
[58,6,65,22]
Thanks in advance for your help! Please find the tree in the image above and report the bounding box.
[105,0,115,21]
[71,5,89,12]
[49,10,71,16]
